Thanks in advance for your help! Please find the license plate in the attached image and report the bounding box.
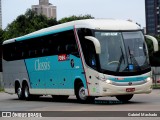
[126,88,135,92]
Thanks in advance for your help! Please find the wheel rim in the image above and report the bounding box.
[79,87,87,100]
[24,86,29,98]
[17,88,22,97]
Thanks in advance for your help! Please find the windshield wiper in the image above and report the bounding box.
[128,47,141,70]
[116,47,125,72]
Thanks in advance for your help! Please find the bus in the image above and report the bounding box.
[2,19,158,103]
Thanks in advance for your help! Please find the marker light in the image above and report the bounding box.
[105,80,112,84]
[146,77,152,82]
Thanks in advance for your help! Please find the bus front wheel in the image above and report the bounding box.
[116,94,133,102]
[76,84,95,103]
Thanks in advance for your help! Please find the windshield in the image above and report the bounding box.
[95,31,150,75]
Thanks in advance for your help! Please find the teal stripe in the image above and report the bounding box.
[25,55,86,89]
[16,26,74,41]
[109,76,148,82]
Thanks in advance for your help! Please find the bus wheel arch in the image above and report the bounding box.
[74,79,83,94]
[74,79,95,103]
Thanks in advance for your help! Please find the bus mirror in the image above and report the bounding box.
[145,35,159,52]
[85,36,101,54]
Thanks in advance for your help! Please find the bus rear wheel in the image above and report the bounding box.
[24,84,32,100]
[17,86,25,100]
[116,94,133,102]
[76,84,95,103]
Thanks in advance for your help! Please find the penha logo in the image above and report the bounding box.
[35,59,50,71]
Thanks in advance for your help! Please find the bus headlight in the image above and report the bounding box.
[96,76,113,84]
[146,77,152,82]
[105,80,112,84]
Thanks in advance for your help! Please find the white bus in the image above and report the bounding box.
[2,19,158,103]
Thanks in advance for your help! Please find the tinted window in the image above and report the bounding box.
[3,30,79,61]
[77,28,98,70]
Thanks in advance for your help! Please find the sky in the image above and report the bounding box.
[2,0,145,29]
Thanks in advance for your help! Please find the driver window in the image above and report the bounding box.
[78,29,98,70]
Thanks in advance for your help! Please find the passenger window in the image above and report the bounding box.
[2,30,80,61]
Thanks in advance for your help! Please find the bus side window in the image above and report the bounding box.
[42,48,49,55]
[3,44,14,61]
[10,44,17,60]
[57,46,60,53]
[57,45,65,54]
[28,50,32,57]
[22,51,25,58]
[10,53,14,60]
[42,48,45,54]
[66,44,79,57]
[66,44,74,53]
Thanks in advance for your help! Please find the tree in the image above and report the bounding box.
[58,14,94,24]
[0,29,4,43]
[3,9,58,40]
[3,8,94,41]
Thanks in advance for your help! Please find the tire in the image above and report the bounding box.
[24,84,32,100]
[17,86,25,100]
[52,95,69,101]
[75,84,95,103]
[116,94,133,102]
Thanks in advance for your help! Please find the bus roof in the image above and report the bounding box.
[3,19,141,44]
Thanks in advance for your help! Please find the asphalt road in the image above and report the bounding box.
[0,90,160,120]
